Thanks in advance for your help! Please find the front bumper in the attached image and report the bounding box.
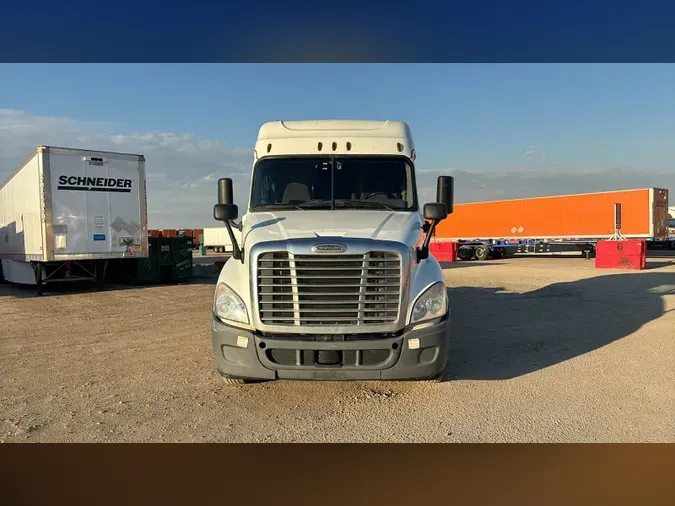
[211,315,451,381]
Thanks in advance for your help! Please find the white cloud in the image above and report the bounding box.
[1,109,672,227]
[524,145,539,156]
[0,109,253,228]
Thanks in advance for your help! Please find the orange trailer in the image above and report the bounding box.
[433,188,671,260]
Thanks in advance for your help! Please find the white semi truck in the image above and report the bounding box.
[0,146,148,295]
[210,120,454,384]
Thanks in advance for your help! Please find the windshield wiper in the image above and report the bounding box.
[296,200,333,208]
[336,199,395,211]
[253,200,334,211]
[253,203,306,211]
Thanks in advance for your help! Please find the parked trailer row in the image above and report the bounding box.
[148,228,204,249]
[0,146,148,295]
[433,188,672,261]
[203,226,242,253]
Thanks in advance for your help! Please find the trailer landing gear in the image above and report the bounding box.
[30,260,109,296]
[33,262,44,297]
[581,245,595,260]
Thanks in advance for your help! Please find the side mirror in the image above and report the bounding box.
[436,176,454,214]
[218,178,234,205]
[417,178,453,263]
[214,203,238,222]
[423,202,448,222]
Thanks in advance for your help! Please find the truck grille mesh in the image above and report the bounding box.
[257,251,401,326]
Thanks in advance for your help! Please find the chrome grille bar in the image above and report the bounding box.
[257,251,402,326]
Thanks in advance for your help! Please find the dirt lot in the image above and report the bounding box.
[1,254,674,442]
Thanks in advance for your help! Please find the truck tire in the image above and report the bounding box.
[217,370,266,385]
[419,373,444,383]
[474,245,490,261]
[221,376,250,385]
[458,246,473,261]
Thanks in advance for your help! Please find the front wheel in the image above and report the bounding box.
[419,374,445,383]
[217,370,267,385]
[221,376,250,385]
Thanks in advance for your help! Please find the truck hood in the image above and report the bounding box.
[242,210,423,246]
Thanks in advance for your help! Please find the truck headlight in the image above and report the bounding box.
[213,282,249,325]
[410,281,448,324]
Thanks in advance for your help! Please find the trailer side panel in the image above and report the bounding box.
[0,152,45,261]
[435,188,660,240]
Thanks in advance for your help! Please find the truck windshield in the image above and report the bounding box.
[250,156,417,211]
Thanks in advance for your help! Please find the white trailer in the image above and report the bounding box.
[203,226,241,253]
[0,146,148,295]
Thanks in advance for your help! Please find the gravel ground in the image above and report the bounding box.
[1,254,674,443]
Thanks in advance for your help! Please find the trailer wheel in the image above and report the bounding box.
[474,245,490,261]
[458,246,474,261]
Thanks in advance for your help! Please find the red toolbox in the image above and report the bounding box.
[430,241,458,263]
[595,239,647,270]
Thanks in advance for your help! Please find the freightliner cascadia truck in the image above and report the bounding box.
[210,120,454,384]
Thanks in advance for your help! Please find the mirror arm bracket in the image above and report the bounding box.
[417,219,440,263]
[224,220,243,263]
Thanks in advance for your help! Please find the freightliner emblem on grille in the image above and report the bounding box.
[312,243,346,253]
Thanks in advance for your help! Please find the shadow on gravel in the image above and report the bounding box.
[446,272,675,381]
[439,261,507,269]
[0,275,218,299]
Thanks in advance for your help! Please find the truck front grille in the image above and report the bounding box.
[257,251,401,326]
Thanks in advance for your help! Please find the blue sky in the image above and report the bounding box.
[2,63,673,170]
[1,64,674,227]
